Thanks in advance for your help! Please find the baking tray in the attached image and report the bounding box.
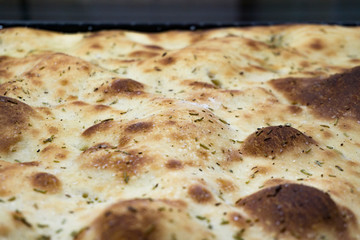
[1,21,360,33]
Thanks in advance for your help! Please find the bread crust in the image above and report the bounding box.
[0,25,359,240]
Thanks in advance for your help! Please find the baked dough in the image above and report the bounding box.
[0,24,359,240]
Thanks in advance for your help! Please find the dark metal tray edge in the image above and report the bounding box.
[1,20,360,33]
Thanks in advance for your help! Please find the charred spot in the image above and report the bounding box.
[129,51,159,59]
[81,147,150,180]
[85,143,115,152]
[271,66,360,121]
[161,99,174,105]
[237,183,350,238]
[82,120,115,137]
[78,199,161,240]
[245,39,261,50]
[287,105,302,114]
[196,149,209,159]
[118,59,136,63]
[31,172,61,194]
[144,45,163,50]
[79,64,90,72]
[75,199,192,240]
[19,161,39,167]
[339,122,353,131]
[125,122,153,133]
[94,104,110,111]
[56,152,67,159]
[37,107,54,117]
[48,126,58,135]
[40,145,55,153]
[67,96,78,101]
[96,211,155,240]
[108,78,144,94]
[118,136,131,148]
[0,70,11,79]
[40,146,69,162]
[24,71,39,79]
[158,56,176,66]
[0,96,34,153]
[309,38,324,50]
[90,43,103,49]
[166,120,177,125]
[241,125,315,157]
[300,61,310,68]
[71,101,88,106]
[0,56,11,63]
[165,159,183,170]
[350,58,360,63]
[229,212,247,228]
[321,130,333,139]
[60,79,68,86]
[188,81,217,89]
[216,178,236,192]
[222,89,243,96]
[188,184,213,203]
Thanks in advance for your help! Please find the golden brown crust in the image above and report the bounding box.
[188,184,214,204]
[0,96,35,153]
[106,78,145,95]
[242,125,315,158]
[76,199,212,240]
[31,172,61,194]
[237,183,353,239]
[271,66,360,121]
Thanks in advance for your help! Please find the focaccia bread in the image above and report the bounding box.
[0,24,360,240]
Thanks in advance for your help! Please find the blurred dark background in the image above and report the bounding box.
[0,0,359,22]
